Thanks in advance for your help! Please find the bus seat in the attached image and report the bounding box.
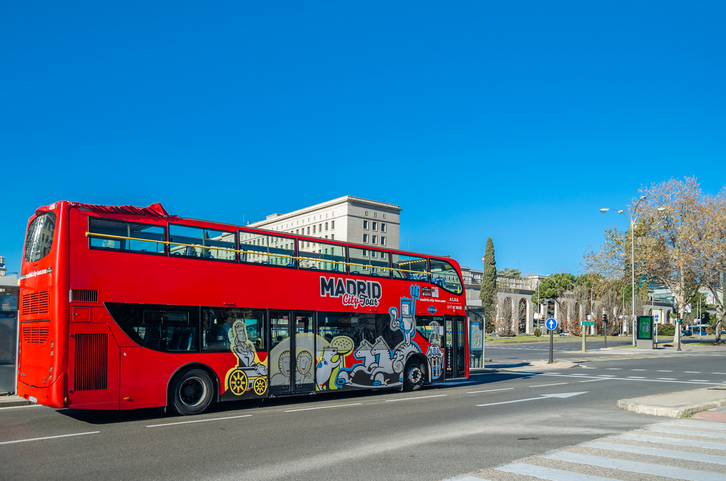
[168,328,182,350]
[144,328,161,349]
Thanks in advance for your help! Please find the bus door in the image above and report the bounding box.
[444,316,467,379]
[269,311,315,395]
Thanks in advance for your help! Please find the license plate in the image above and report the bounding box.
[29,396,37,403]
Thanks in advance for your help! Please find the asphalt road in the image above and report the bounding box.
[1,346,724,480]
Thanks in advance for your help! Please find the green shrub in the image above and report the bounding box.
[658,323,675,336]
[534,328,542,337]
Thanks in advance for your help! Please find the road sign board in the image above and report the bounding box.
[581,321,594,326]
[546,318,558,330]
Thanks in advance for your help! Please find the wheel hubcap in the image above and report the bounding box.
[179,377,207,407]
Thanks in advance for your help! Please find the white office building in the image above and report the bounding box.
[249,196,401,250]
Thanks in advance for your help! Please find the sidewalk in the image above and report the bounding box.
[0,394,31,408]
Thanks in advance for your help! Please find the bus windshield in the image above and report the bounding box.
[24,212,56,262]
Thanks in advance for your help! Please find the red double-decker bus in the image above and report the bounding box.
[18,201,468,414]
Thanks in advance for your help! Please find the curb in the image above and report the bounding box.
[0,395,32,408]
[617,388,726,419]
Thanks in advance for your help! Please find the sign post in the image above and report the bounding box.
[546,318,557,364]
[582,315,593,352]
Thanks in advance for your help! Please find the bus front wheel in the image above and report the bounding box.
[403,359,425,392]
[171,368,214,415]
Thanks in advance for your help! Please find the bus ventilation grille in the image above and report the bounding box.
[71,289,99,303]
[22,326,50,344]
[74,333,108,391]
[21,291,49,315]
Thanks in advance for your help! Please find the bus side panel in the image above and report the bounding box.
[120,349,240,410]
[67,322,119,410]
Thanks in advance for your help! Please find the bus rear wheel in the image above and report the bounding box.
[403,359,425,392]
[171,368,214,415]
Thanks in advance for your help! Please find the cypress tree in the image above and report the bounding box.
[480,238,497,333]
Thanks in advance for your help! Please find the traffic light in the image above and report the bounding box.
[602,314,608,322]
[547,300,555,316]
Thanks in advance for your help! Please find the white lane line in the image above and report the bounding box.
[647,426,726,439]
[542,450,723,481]
[616,432,726,450]
[668,420,726,431]
[583,440,726,466]
[627,376,646,379]
[285,402,362,413]
[467,387,515,394]
[0,431,99,445]
[579,378,611,383]
[684,371,702,374]
[630,369,647,371]
[147,414,252,428]
[689,379,711,382]
[528,382,568,388]
[657,370,674,372]
[712,372,726,375]
[495,461,615,481]
[580,366,597,369]
[386,394,447,403]
[658,378,677,380]
[0,404,42,411]
[605,368,622,370]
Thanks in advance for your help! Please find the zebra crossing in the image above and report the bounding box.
[444,418,726,481]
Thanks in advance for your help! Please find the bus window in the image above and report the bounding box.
[349,247,391,277]
[299,242,345,272]
[429,258,463,295]
[392,254,428,281]
[239,232,296,267]
[25,212,56,262]
[89,218,165,254]
[169,225,236,260]
[202,308,265,352]
[106,303,199,352]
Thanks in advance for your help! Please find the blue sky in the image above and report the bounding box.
[2,1,724,277]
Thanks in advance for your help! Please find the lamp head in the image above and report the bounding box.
[639,195,647,201]
[617,210,624,214]
[599,208,609,213]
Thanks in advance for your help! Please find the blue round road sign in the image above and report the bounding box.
[546,318,558,330]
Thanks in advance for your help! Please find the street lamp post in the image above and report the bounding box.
[600,195,648,347]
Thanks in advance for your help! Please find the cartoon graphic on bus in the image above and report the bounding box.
[226,320,269,397]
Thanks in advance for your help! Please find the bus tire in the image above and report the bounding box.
[171,368,214,415]
[403,359,425,392]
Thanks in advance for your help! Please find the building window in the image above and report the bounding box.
[325,222,328,231]
[363,220,368,229]
[331,234,334,240]
[363,234,368,243]
[381,236,386,246]
[313,225,316,234]
[381,223,386,232]
[364,211,368,216]
[331,220,335,229]
[372,222,377,231]
[372,235,377,244]
[319,224,322,233]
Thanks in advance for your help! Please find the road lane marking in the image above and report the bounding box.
[658,377,677,380]
[688,379,711,382]
[528,382,568,388]
[477,392,587,407]
[668,420,726,431]
[616,432,726,450]
[657,370,673,372]
[582,440,726,465]
[630,369,647,371]
[0,404,42,411]
[0,431,99,445]
[386,394,447,402]
[605,368,622,370]
[627,376,646,379]
[285,403,362,412]
[712,372,726,375]
[147,414,251,428]
[684,371,702,374]
[579,378,611,383]
[542,450,724,481]
[495,461,615,480]
[466,387,515,394]
[646,426,726,439]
